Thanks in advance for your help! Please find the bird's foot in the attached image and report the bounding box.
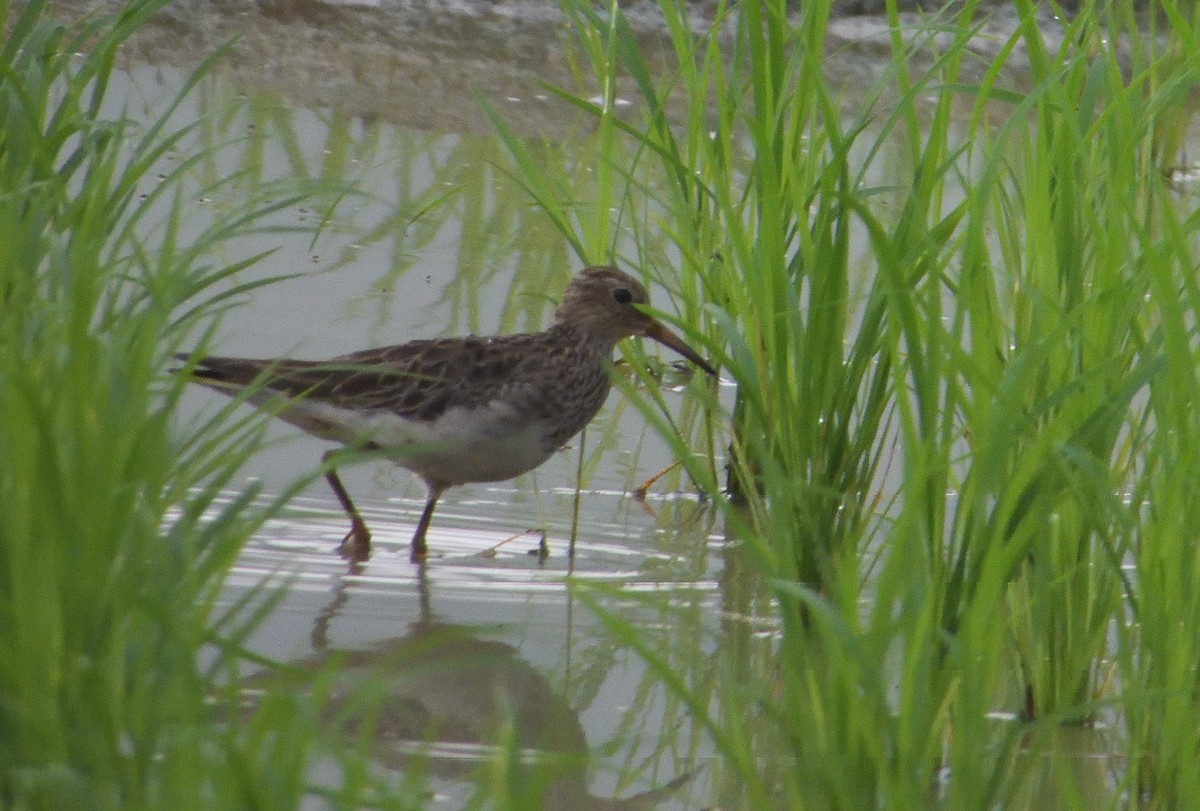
[338,521,371,562]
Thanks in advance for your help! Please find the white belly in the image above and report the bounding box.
[276,398,559,486]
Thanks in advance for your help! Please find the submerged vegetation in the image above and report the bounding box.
[4,0,1200,808]
[0,1,381,808]
[494,0,1200,807]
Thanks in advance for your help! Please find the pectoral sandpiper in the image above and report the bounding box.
[178,266,715,561]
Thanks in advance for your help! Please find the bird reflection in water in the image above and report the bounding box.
[248,562,694,810]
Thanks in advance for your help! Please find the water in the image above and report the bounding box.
[229,499,729,809]
[104,26,750,808]
[88,1,1200,804]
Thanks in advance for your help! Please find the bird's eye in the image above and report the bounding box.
[612,287,633,304]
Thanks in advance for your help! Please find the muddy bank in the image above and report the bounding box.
[48,0,1075,136]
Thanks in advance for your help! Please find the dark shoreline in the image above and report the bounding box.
[43,1,1084,135]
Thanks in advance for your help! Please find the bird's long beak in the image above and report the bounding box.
[643,320,718,377]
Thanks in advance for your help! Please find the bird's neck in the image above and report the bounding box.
[545,321,620,357]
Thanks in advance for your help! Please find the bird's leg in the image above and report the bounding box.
[323,450,371,561]
[410,484,444,562]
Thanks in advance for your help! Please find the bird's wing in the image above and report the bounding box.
[179,335,544,422]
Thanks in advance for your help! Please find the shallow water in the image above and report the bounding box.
[114,52,750,807]
[227,492,733,809]
[90,0,1200,804]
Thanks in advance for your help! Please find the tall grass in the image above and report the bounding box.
[10,0,1200,805]
[0,2,403,808]
[489,0,1200,806]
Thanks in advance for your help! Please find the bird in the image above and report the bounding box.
[177,265,716,562]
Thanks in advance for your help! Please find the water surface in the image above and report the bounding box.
[98,2,1200,804]
[120,54,752,809]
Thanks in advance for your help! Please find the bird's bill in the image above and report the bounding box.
[643,320,718,377]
